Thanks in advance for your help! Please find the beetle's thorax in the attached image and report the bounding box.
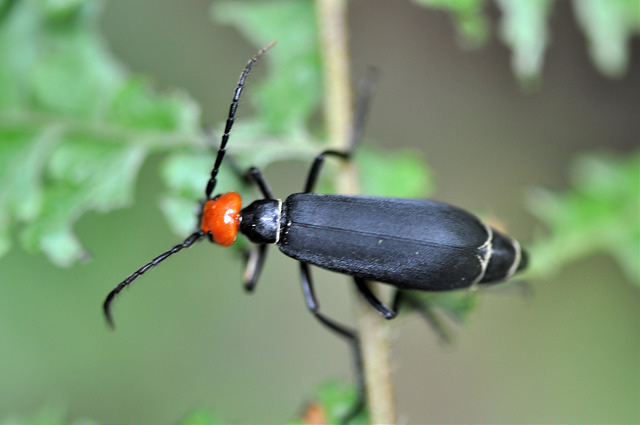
[239,199,282,244]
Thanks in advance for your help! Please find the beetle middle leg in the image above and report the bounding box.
[302,83,400,321]
[303,148,400,319]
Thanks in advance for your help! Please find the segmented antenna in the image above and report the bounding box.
[103,231,204,328]
[103,42,275,328]
[205,41,276,199]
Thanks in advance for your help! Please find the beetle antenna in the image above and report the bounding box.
[347,67,378,154]
[103,231,205,328]
[205,41,276,199]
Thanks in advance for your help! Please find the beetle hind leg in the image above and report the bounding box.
[354,277,397,319]
[392,290,454,344]
[300,262,365,422]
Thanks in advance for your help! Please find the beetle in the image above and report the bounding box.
[103,42,528,421]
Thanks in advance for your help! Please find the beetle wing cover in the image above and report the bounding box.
[280,194,491,290]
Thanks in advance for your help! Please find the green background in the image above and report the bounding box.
[0,1,638,423]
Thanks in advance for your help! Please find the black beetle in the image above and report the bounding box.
[104,42,527,421]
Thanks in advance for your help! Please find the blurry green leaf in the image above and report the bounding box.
[526,150,640,284]
[356,145,433,198]
[401,290,479,343]
[159,149,232,237]
[21,134,147,266]
[154,0,326,248]
[413,0,489,47]
[414,0,639,82]
[205,119,320,171]
[107,77,199,131]
[0,402,98,425]
[0,0,200,266]
[415,290,479,324]
[213,0,322,136]
[572,0,640,78]
[294,381,368,424]
[496,0,553,85]
[0,124,59,222]
[179,408,221,425]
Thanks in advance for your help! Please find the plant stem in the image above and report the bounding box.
[316,1,397,423]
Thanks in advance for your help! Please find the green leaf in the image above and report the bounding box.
[178,408,222,425]
[496,0,553,85]
[293,381,369,424]
[572,0,640,78]
[414,0,640,82]
[526,150,640,284]
[213,0,322,136]
[401,290,480,343]
[412,0,490,48]
[356,145,433,198]
[0,402,98,425]
[0,125,58,221]
[21,133,147,266]
[157,1,328,243]
[573,0,640,77]
[421,291,479,324]
[159,148,234,237]
[0,0,200,266]
[107,77,199,131]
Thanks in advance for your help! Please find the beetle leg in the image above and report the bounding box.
[246,167,275,199]
[300,262,365,422]
[303,69,378,194]
[354,277,397,319]
[209,145,275,200]
[303,150,350,193]
[242,244,268,292]
[299,263,356,338]
[392,290,453,344]
[391,289,404,313]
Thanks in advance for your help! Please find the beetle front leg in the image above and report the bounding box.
[242,244,268,292]
[246,167,275,199]
[303,150,351,193]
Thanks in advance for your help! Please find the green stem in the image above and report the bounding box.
[316,1,397,422]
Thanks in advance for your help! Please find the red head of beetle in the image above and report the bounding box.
[200,192,242,247]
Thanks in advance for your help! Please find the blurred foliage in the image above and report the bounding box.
[496,0,553,86]
[0,0,637,422]
[0,403,98,425]
[0,0,436,267]
[178,408,222,425]
[526,151,640,284]
[413,0,640,82]
[0,0,200,266]
[355,145,433,198]
[175,381,369,425]
[413,0,490,47]
[213,0,322,136]
[293,381,369,425]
